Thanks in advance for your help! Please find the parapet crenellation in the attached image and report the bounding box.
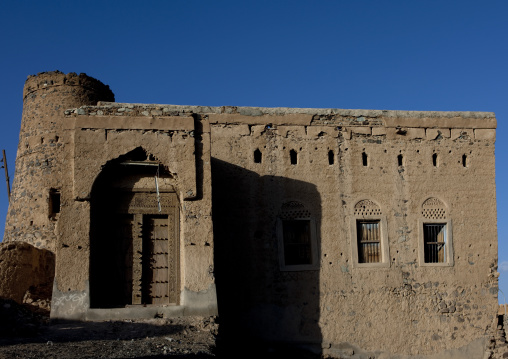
[64,102,496,142]
[67,101,496,120]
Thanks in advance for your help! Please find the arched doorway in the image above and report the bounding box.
[89,148,180,308]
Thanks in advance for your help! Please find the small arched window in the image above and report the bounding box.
[290,149,298,165]
[328,150,334,165]
[49,188,61,219]
[254,149,262,163]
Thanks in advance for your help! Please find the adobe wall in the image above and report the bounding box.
[205,107,498,356]
[67,103,497,356]
[0,241,54,304]
[3,73,217,320]
[50,103,216,320]
[2,71,499,356]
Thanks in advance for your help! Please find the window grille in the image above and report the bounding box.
[282,220,312,265]
[278,201,317,270]
[423,223,446,263]
[357,220,381,263]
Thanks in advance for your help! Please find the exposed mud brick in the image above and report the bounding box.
[475,129,496,141]
[426,128,451,140]
[406,127,425,139]
[307,125,340,138]
[349,126,372,135]
[210,124,250,137]
[0,242,54,304]
[372,127,387,136]
[451,128,475,140]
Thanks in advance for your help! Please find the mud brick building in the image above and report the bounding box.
[3,71,500,357]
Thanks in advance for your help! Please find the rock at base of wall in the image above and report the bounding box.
[0,241,55,310]
[0,298,47,337]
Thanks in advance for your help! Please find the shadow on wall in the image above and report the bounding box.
[211,158,322,354]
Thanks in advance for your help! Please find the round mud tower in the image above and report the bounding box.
[3,71,115,251]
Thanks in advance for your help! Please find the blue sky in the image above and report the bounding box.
[1,1,507,302]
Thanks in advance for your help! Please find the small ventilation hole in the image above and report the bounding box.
[462,154,468,167]
[328,150,334,165]
[398,154,403,166]
[432,153,438,167]
[362,152,368,167]
[254,149,262,163]
[290,149,298,165]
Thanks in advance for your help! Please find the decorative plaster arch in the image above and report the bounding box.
[280,200,312,219]
[354,199,382,217]
[421,197,447,220]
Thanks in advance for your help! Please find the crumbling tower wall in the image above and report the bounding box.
[3,71,114,251]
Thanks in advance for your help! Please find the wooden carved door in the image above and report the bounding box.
[142,215,179,304]
[89,158,180,309]
[127,193,180,306]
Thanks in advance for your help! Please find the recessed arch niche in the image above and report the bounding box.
[89,147,180,308]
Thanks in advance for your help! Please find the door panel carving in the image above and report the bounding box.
[91,191,179,308]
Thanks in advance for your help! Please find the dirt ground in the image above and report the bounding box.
[0,299,322,359]
[0,299,218,359]
[0,319,218,359]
